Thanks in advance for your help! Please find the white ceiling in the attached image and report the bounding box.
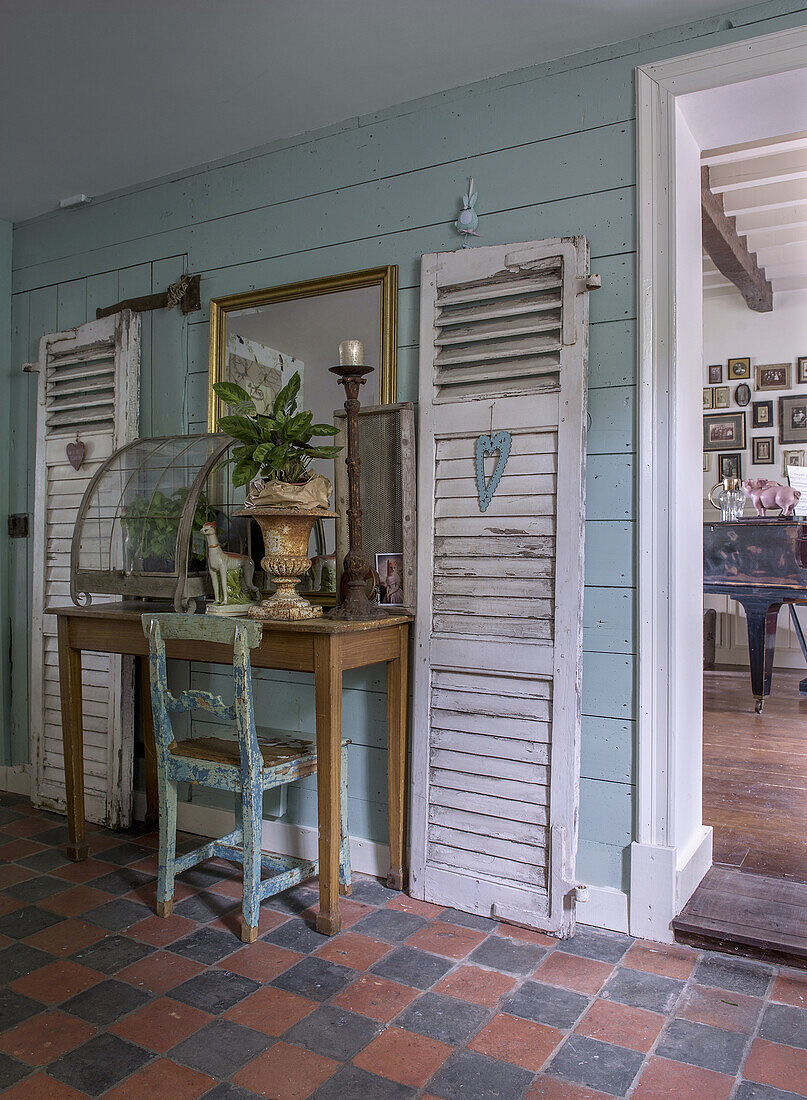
[0,0,763,223]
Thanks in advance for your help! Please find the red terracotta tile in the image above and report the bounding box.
[744,1038,807,1097]
[771,970,807,1009]
[2,817,55,838]
[127,913,198,947]
[39,885,114,918]
[0,865,36,887]
[532,951,614,995]
[110,997,211,1052]
[497,924,557,946]
[470,1012,562,1072]
[125,878,194,907]
[333,974,419,1022]
[218,942,303,983]
[406,921,486,959]
[576,999,665,1053]
[117,949,205,994]
[314,932,391,970]
[0,1010,95,1065]
[527,1080,618,1099]
[128,853,160,875]
[624,940,698,981]
[434,964,517,1007]
[0,838,45,860]
[103,1059,215,1100]
[234,1041,338,1099]
[209,904,287,938]
[0,896,22,917]
[205,875,244,899]
[50,858,117,884]
[11,960,103,1003]
[1,1073,86,1099]
[385,894,445,918]
[676,982,762,1034]
[299,898,374,929]
[224,985,317,1035]
[23,917,106,957]
[632,1057,735,1100]
[354,1027,454,1087]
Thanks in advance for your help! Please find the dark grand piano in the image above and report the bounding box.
[704,518,807,711]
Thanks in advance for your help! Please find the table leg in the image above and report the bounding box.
[738,597,782,713]
[57,616,89,861]
[139,656,159,833]
[386,624,409,891]
[314,634,342,936]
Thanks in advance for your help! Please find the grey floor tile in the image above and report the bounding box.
[502,979,589,1029]
[28,825,70,847]
[351,908,427,943]
[98,842,152,866]
[48,1032,152,1096]
[370,945,452,990]
[548,1033,644,1096]
[0,989,44,1033]
[656,1017,746,1075]
[62,978,150,1025]
[171,970,260,1014]
[264,917,330,954]
[427,1049,533,1100]
[88,867,153,895]
[735,1082,807,1099]
[174,891,238,924]
[264,883,319,916]
[171,926,240,964]
[179,864,236,890]
[71,934,153,974]
[394,992,488,1045]
[0,1051,29,1089]
[17,849,70,872]
[0,943,52,984]
[469,935,547,975]
[758,1003,807,1050]
[437,908,497,932]
[0,807,24,826]
[82,897,152,932]
[313,1064,415,1099]
[0,904,63,940]
[171,1018,271,1077]
[271,956,358,1001]
[558,928,633,965]
[693,955,773,997]
[201,1085,265,1100]
[1,876,70,903]
[346,877,398,906]
[284,1003,380,1060]
[602,967,683,1014]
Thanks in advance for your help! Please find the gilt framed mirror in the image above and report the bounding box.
[207,265,398,430]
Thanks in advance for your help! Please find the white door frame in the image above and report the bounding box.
[635,25,807,941]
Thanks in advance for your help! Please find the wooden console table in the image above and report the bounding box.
[53,604,412,935]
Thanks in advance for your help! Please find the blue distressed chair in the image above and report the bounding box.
[141,613,351,942]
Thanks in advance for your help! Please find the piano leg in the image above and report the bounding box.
[737,597,782,712]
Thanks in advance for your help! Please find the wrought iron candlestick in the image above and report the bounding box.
[328,340,386,621]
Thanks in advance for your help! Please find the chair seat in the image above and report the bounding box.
[169,735,315,768]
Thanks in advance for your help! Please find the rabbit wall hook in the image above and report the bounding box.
[455,176,481,246]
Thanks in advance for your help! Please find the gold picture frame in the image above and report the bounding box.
[207,266,398,430]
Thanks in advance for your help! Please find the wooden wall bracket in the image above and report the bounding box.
[96,273,201,319]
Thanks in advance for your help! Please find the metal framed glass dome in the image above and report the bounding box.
[71,434,246,611]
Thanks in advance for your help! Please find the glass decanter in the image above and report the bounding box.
[708,477,746,521]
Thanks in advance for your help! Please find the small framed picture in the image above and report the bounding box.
[718,452,742,480]
[779,395,807,444]
[783,449,805,474]
[704,412,746,452]
[734,383,751,407]
[752,400,773,428]
[798,356,807,385]
[703,453,710,473]
[703,388,713,410]
[375,552,404,606]
[708,364,722,384]
[728,357,751,380]
[752,437,774,465]
[757,363,791,391]
[714,386,730,409]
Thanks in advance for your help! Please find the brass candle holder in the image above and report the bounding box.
[327,340,386,621]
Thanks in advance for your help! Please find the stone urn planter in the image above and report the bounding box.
[237,506,336,621]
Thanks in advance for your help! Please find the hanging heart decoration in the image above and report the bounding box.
[475,430,511,512]
[66,440,85,471]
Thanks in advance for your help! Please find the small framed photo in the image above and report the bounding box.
[752,400,773,428]
[798,356,807,385]
[708,364,722,384]
[375,552,404,606]
[703,453,710,473]
[757,363,791,391]
[783,449,805,474]
[728,357,751,380]
[714,386,730,409]
[734,383,751,407]
[779,395,807,444]
[704,411,746,452]
[718,452,742,480]
[703,388,713,410]
[752,437,774,465]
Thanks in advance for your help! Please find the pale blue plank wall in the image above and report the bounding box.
[8,0,807,891]
[0,221,11,758]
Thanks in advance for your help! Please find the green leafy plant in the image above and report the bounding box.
[121,487,213,564]
[214,372,341,488]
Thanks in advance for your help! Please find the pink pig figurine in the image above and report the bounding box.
[741,478,801,517]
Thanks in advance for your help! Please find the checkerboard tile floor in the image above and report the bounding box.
[0,794,806,1098]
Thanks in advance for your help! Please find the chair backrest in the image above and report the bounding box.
[142,613,264,776]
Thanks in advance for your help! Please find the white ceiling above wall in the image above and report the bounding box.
[0,0,764,223]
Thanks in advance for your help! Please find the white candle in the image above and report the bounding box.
[338,339,365,367]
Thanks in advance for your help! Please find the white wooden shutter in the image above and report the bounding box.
[30,311,140,827]
[410,238,592,936]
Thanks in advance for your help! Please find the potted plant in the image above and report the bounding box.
[121,487,213,573]
[214,372,341,620]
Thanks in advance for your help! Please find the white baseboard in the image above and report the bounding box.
[0,765,31,796]
[629,827,713,943]
[676,824,713,911]
[577,885,630,934]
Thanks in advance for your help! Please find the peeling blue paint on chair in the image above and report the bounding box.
[142,613,351,942]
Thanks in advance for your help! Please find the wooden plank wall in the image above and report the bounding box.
[0,221,12,760]
[8,0,807,892]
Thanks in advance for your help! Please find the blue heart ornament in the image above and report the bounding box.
[475,430,511,512]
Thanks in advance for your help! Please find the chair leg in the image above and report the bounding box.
[241,780,263,943]
[157,775,177,918]
[339,742,352,897]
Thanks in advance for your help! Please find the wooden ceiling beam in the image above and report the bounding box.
[701,165,773,313]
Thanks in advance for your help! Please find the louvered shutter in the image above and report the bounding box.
[410,238,591,935]
[30,312,140,827]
